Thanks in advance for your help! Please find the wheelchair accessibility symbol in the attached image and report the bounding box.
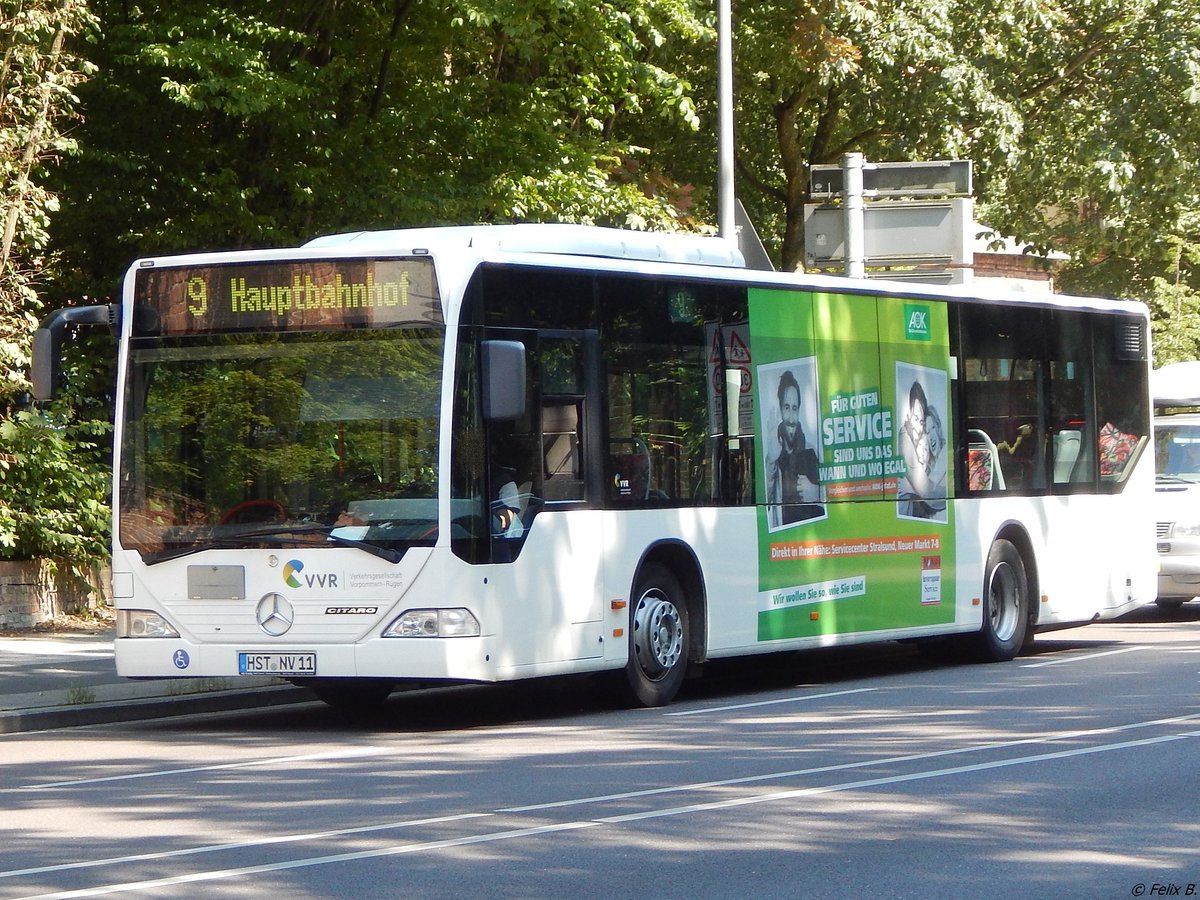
[172,649,190,670]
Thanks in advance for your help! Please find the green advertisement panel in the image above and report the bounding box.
[750,287,956,641]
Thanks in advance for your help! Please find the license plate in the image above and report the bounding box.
[238,652,316,676]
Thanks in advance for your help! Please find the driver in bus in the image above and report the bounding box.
[491,464,524,539]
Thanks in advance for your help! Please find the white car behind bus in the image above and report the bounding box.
[1153,362,1200,609]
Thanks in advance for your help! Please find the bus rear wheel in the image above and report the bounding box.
[964,538,1029,662]
[625,563,689,707]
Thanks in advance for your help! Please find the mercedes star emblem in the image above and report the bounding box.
[255,593,295,637]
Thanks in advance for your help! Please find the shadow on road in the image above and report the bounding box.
[134,603,1200,737]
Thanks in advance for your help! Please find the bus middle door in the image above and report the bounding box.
[535,330,605,633]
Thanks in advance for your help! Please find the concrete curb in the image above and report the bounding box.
[0,684,315,734]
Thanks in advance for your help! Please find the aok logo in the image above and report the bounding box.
[282,559,339,590]
[904,303,932,341]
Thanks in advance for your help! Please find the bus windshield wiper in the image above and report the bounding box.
[307,525,406,563]
[225,523,406,563]
[140,524,404,565]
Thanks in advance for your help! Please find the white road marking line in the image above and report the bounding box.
[23,746,392,790]
[0,642,112,658]
[10,713,1200,883]
[664,687,877,716]
[1020,645,1147,668]
[14,728,1198,900]
[594,732,1191,824]
[500,711,1200,813]
[0,814,490,880]
[13,822,603,900]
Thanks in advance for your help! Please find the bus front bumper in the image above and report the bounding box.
[114,635,503,683]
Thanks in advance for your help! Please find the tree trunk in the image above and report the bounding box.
[368,0,416,121]
[775,92,808,272]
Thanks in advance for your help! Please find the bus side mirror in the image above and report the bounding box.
[31,304,118,400]
[481,340,526,421]
[31,326,59,402]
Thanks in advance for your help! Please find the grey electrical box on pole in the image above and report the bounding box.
[804,158,974,279]
[810,159,972,199]
[804,199,974,268]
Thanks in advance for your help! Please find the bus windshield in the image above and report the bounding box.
[1154,420,1200,483]
[119,327,444,563]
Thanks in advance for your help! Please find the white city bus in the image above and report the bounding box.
[34,225,1156,707]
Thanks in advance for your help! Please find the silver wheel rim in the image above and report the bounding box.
[632,589,683,681]
[987,560,1020,642]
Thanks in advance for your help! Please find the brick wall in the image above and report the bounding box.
[0,560,108,629]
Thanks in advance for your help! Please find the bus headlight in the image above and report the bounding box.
[117,609,180,638]
[383,608,480,638]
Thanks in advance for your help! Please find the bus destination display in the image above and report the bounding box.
[134,258,442,334]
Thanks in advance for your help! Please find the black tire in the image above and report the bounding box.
[624,563,690,707]
[962,538,1029,663]
[303,678,395,711]
[1155,597,1186,611]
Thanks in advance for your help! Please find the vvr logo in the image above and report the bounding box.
[282,559,339,590]
[283,559,304,588]
[905,303,932,341]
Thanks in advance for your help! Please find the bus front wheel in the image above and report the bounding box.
[625,563,689,707]
[965,538,1029,663]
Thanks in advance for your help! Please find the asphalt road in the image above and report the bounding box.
[2,603,1199,899]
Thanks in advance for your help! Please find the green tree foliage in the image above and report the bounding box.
[48,0,710,302]
[978,1,1200,301]
[657,0,1200,357]
[0,409,108,560]
[54,0,1200,318]
[0,0,108,565]
[1142,229,1200,364]
[18,0,1200,569]
[707,0,1200,284]
[1,0,94,395]
[692,0,1030,269]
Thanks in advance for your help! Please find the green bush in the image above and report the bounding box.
[0,407,109,567]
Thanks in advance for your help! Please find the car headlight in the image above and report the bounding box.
[1173,522,1200,537]
[382,608,480,638]
[117,609,180,638]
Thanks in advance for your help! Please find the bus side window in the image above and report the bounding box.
[1093,315,1149,487]
[608,437,652,503]
[1051,429,1082,483]
[958,303,1048,496]
[542,400,584,501]
[966,429,1003,491]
